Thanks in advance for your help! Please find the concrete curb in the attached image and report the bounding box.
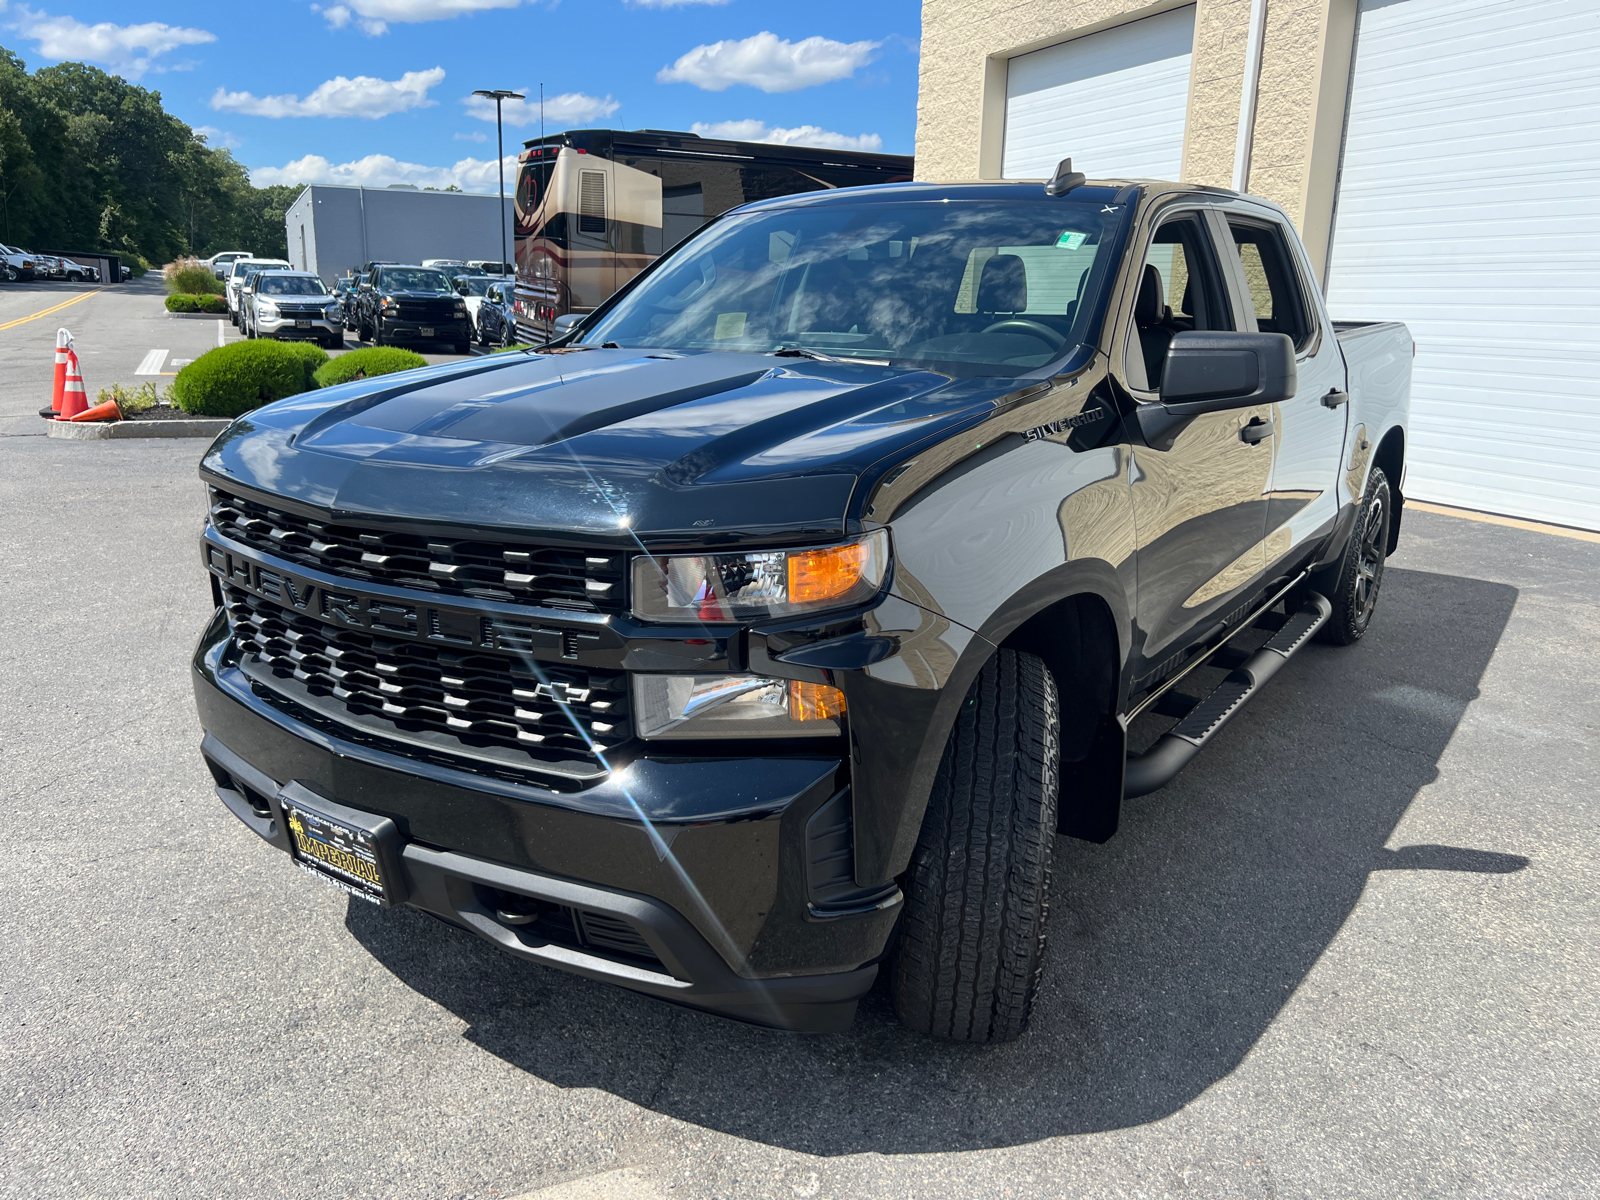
[47,416,230,440]
[165,312,228,320]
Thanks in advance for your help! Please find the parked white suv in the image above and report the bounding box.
[226,258,290,325]
[0,243,39,281]
[208,251,254,280]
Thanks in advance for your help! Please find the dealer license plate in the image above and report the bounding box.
[285,800,388,905]
[419,326,435,337]
[294,319,311,329]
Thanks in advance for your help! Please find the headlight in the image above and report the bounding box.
[454,299,468,315]
[381,297,395,311]
[257,301,278,318]
[631,529,889,623]
[633,674,845,739]
[324,303,341,319]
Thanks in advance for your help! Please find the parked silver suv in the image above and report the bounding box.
[244,271,343,349]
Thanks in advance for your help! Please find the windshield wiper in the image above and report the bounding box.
[772,345,847,362]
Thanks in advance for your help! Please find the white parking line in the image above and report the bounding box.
[136,348,168,375]
[216,319,225,348]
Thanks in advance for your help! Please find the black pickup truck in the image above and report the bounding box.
[192,167,1411,1042]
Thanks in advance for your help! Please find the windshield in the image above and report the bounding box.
[257,276,328,296]
[455,276,494,296]
[234,261,284,279]
[380,268,452,293]
[578,198,1128,375]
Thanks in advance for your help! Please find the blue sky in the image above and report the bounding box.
[1,0,922,189]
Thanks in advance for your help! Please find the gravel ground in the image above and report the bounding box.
[1,288,1596,1199]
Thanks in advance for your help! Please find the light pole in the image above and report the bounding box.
[472,88,524,275]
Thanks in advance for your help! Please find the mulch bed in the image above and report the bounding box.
[39,404,199,422]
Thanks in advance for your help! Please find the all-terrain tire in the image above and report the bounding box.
[1317,466,1392,645]
[892,648,1060,1043]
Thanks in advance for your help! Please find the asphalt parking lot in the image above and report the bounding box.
[2,287,1597,1199]
[0,277,481,437]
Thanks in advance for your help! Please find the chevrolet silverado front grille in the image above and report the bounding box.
[208,487,624,612]
[222,582,630,769]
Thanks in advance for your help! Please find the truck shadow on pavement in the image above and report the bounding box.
[347,566,1525,1154]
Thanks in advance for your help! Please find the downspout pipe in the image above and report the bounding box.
[1232,0,1270,192]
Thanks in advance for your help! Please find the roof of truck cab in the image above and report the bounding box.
[731,178,1258,211]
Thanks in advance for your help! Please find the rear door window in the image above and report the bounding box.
[1224,218,1312,349]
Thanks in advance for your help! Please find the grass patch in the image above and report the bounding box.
[95,381,160,415]
[312,346,428,388]
[165,257,224,296]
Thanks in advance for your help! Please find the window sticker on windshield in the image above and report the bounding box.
[1055,231,1089,251]
[714,312,747,340]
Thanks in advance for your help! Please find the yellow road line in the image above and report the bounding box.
[0,287,102,332]
[1406,499,1600,544]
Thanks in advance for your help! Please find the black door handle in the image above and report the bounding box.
[1240,417,1274,444]
[1321,389,1349,409]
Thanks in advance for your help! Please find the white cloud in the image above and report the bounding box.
[453,130,488,142]
[193,125,242,149]
[462,88,619,129]
[316,0,524,35]
[6,6,215,78]
[658,31,878,94]
[690,119,882,152]
[251,152,519,192]
[211,68,446,119]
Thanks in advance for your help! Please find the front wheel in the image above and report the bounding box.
[892,648,1060,1043]
[1318,466,1392,645]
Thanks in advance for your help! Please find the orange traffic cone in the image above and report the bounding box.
[66,398,123,422]
[41,327,72,418]
[56,349,89,420]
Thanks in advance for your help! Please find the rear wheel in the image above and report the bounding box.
[892,648,1060,1043]
[1317,466,1392,645]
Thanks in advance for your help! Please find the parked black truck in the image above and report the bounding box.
[193,167,1411,1041]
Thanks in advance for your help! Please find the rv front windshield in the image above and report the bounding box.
[576,198,1129,375]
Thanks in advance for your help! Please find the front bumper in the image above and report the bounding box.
[192,608,898,1032]
[379,316,471,343]
[258,314,341,340]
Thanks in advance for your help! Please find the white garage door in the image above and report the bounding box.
[1003,6,1196,180]
[1325,0,1600,530]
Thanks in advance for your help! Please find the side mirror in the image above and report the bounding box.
[1138,331,1296,449]
[551,312,585,336]
[242,286,253,295]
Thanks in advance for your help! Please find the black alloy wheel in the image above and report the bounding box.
[1318,466,1392,645]
[892,648,1060,1043]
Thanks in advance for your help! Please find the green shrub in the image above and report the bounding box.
[279,341,332,390]
[166,293,230,313]
[164,257,224,295]
[312,346,428,388]
[172,341,329,419]
[123,253,150,279]
[96,381,159,415]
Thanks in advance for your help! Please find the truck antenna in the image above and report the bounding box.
[1045,157,1087,196]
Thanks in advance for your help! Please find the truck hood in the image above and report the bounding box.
[200,348,1029,544]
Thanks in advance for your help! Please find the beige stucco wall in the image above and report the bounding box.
[916,0,1357,277]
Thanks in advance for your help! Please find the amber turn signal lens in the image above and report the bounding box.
[788,680,846,721]
[788,541,870,605]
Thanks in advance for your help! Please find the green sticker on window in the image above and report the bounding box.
[1055,231,1088,251]
[714,312,747,339]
